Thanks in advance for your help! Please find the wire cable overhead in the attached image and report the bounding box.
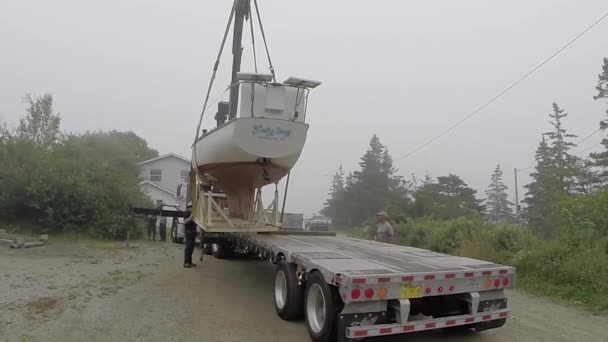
[397,10,608,161]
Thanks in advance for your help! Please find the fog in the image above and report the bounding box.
[1,0,607,216]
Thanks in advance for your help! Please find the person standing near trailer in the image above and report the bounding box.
[375,211,394,243]
[147,215,157,241]
[183,220,197,268]
[158,215,167,241]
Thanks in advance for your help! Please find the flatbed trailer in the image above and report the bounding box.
[205,230,515,342]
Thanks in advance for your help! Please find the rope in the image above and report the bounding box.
[252,0,276,81]
[194,0,237,141]
[249,10,258,73]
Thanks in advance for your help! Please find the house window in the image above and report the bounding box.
[150,169,162,182]
[181,169,189,183]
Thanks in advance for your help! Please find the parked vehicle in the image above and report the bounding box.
[305,215,330,231]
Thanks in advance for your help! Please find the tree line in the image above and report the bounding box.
[0,93,158,238]
[322,57,608,239]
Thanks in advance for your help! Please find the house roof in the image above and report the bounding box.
[139,180,176,196]
[137,152,190,166]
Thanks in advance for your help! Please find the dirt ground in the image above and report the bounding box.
[1,240,607,342]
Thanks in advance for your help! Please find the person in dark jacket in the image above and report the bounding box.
[147,215,156,241]
[159,216,167,241]
[183,220,197,268]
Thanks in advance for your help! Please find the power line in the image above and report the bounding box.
[397,10,608,161]
[574,127,602,146]
[573,142,604,156]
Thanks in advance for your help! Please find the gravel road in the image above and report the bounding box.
[1,240,607,342]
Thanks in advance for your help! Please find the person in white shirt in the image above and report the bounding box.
[375,211,394,243]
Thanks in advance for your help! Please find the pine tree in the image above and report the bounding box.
[590,57,608,184]
[523,103,580,238]
[545,103,579,190]
[347,135,394,223]
[321,165,345,222]
[324,135,408,225]
[484,164,514,223]
[523,137,556,237]
[414,174,483,219]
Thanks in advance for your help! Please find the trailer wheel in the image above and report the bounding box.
[274,260,304,320]
[305,272,339,342]
[202,243,213,255]
[171,225,184,244]
[211,242,233,259]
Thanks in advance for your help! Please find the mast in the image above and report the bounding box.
[228,0,251,120]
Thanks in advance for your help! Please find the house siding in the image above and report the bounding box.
[140,183,184,208]
[139,155,190,196]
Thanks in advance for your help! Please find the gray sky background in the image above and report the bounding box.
[1,0,607,216]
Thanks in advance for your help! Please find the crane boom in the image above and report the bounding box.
[228,0,250,120]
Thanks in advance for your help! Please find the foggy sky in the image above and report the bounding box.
[1,0,607,216]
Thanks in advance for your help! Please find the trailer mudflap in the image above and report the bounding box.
[344,309,510,339]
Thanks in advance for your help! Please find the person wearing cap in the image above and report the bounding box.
[375,211,394,243]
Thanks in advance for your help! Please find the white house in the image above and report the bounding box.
[138,153,190,209]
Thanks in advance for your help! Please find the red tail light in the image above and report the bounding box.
[351,289,361,299]
[449,285,455,292]
[502,277,510,286]
[494,279,501,288]
[437,286,444,293]
[364,288,374,299]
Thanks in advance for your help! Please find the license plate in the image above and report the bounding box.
[401,286,423,298]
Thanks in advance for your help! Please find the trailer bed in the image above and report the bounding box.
[239,233,509,278]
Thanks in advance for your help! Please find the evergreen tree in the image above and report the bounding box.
[523,137,555,236]
[321,165,345,222]
[545,103,578,190]
[322,135,408,225]
[590,57,608,184]
[346,135,399,223]
[414,174,483,219]
[523,104,579,237]
[484,164,514,223]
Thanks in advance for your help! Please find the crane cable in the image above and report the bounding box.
[191,0,237,201]
[194,0,237,142]
[253,0,276,82]
[396,10,608,162]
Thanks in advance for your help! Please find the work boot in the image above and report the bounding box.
[183,262,197,268]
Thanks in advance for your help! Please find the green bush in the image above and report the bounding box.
[0,132,153,239]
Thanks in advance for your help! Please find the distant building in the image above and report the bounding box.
[138,153,190,208]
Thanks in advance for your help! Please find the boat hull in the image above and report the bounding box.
[192,117,308,219]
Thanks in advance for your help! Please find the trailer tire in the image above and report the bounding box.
[274,261,304,321]
[171,225,184,244]
[304,272,339,342]
[202,243,213,255]
[211,242,233,259]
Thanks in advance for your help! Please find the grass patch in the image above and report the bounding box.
[516,275,608,314]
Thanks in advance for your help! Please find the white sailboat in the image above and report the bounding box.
[189,0,321,230]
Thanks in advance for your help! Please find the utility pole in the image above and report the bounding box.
[514,168,520,218]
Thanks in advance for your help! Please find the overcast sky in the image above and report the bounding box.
[1,0,607,216]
